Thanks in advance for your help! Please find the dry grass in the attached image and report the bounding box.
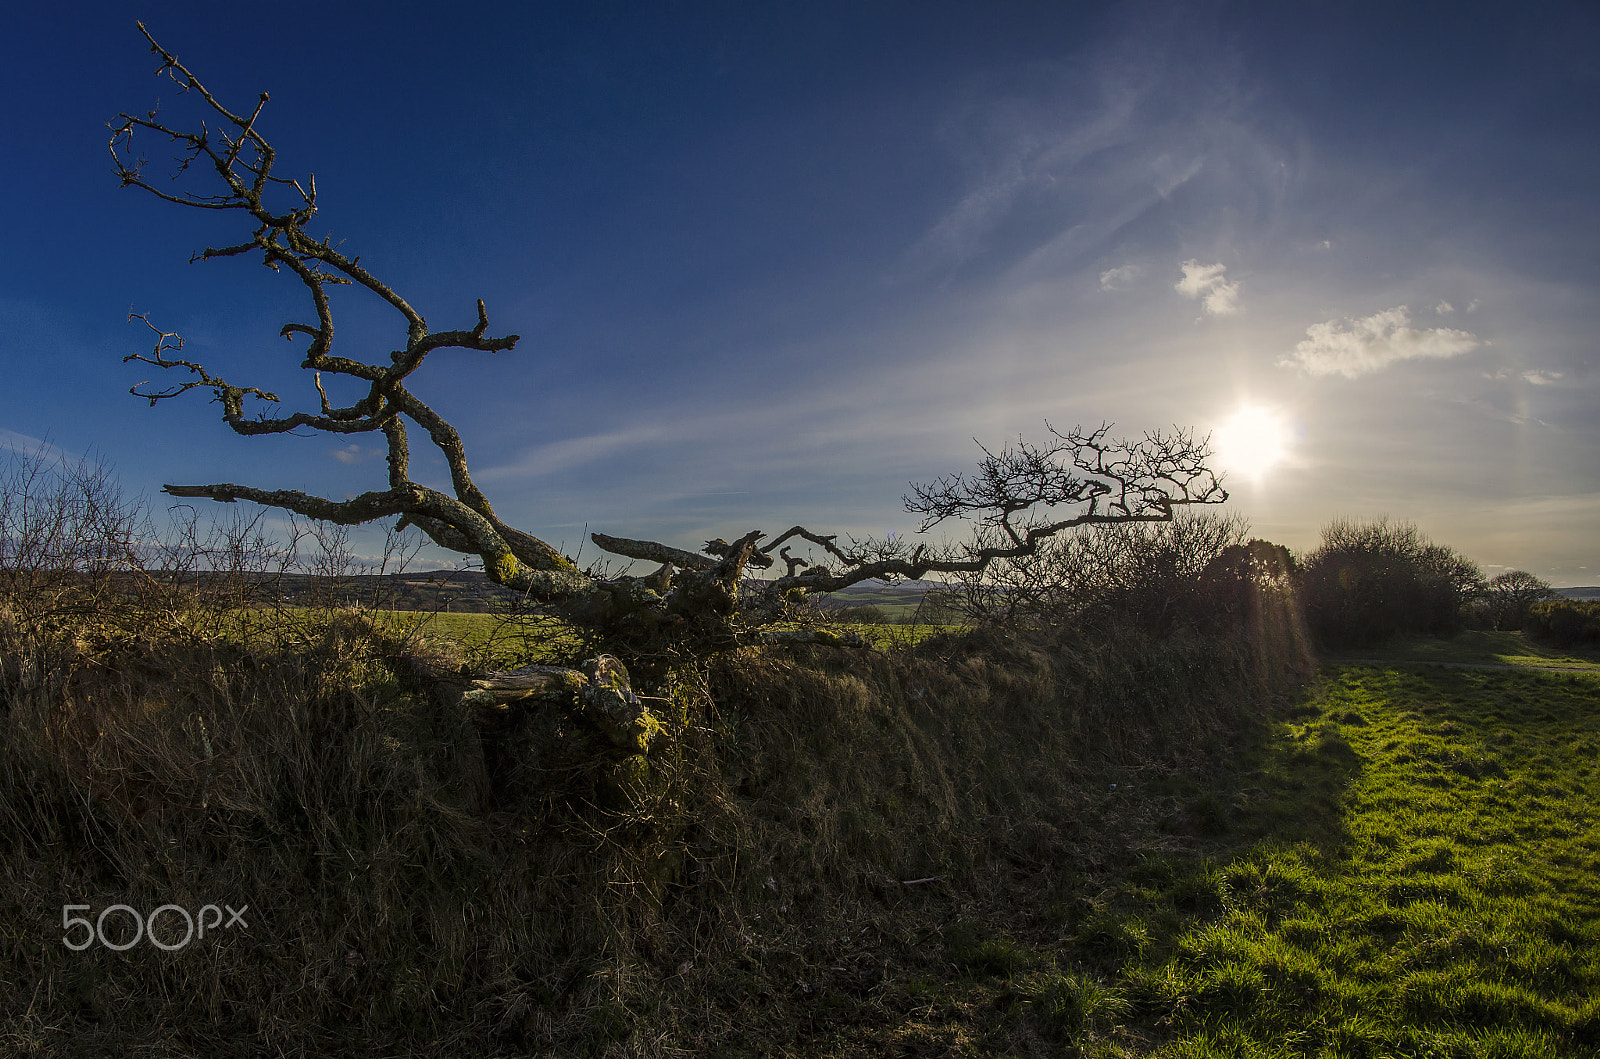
[0,580,1313,1056]
[0,453,1321,1055]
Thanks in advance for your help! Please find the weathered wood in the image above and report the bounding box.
[459,656,663,754]
[465,664,584,706]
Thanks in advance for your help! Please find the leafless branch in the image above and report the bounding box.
[114,26,1227,670]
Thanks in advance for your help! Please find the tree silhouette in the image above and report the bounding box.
[111,23,1226,675]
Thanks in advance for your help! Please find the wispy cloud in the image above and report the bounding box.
[0,428,66,462]
[1484,368,1564,387]
[891,39,1226,284]
[478,426,671,483]
[1175,259,1240,315]
[1099,264,1142,291]
[1279,306,1480,378]
[330,443,373,465]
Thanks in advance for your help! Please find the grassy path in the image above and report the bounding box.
[1328,657,1600,675]
[1024,660,1600,1057]
[1322,630,1600,673]
[850,651,1600,1057]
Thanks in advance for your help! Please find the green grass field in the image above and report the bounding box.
[226,607,581,667]
[1324,629,1600,673]
[258,607,959,662]
[1114,663,1600,1056]
[854,652,1600,1056]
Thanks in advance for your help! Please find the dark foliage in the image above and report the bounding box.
[1525,599,1600,646]
[1195,539,1300,631]
[1299,518,1484,647]
[1477,570,1558,631]
[824,604,894,624]
[933,512,1283,635]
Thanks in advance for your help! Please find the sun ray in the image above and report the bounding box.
[1214,405,1292,484]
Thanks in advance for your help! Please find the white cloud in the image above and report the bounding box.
[1435,301,1454,314]
[1484,368,1562,386]
[1099,264,1142,291]
[1466,299,1480,313]
[1175,259,1240,315]
[1279,306,1480,378]
[330,443,368,465]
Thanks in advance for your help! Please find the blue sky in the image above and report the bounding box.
[4,1,1597,584]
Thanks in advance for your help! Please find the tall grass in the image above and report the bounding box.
[0,452,1316,1056]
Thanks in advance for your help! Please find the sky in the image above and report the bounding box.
[3,1,1597,585]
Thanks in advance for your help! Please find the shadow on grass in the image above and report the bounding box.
[780,680,1369,1058]
[1060,662,1600,1058]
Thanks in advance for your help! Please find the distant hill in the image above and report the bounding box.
[181,570,947,615]
[807,579,942,621]
[179,569,521,613]
[106,569,1600,614]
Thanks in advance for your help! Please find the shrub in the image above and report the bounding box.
[0,448,154,638]
[1525,599,1600,646]
[1195,539,1299,628]
[1299,518,1483,647]
[1478,570,1558,631]
[934,511,1253,633]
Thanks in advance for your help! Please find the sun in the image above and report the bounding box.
[1214,405,1292,483]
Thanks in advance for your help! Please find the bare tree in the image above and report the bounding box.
[931,511,1249,630]
[1483,570,1557,631]
[110,24,1226,676]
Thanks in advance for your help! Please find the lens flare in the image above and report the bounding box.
[1215,405,1292,483]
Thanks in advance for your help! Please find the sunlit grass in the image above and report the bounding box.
[966,661,1600,1056]
[223,606,579,667]
[1326,629,1600,671]
[230,606,958,667]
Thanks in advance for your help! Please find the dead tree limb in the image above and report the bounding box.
[113,25,1227,671]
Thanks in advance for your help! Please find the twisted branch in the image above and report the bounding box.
[113,25,1228,666]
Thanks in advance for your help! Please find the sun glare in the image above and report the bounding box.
[1215,405,1292,483]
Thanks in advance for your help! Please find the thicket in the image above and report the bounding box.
[929,512,1280,632]
[1298,518,1485,647]
[0,455,1314,1056]
[1472,569,1557,631]
[1525,598,1600,646]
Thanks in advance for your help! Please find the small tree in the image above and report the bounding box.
[932,511,1250,632]
[1482,570,1557,631]
[109,24,1226,686]
[0,448,150,636]
[1300,518,1483,646]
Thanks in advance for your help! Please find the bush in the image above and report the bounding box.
[1196,539,1299,628]
[1525,599,1600,646]
[1299,518,1483,647]
[1477,570,1558,631]
[935,512,1253,633]
[0,448,154,637]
